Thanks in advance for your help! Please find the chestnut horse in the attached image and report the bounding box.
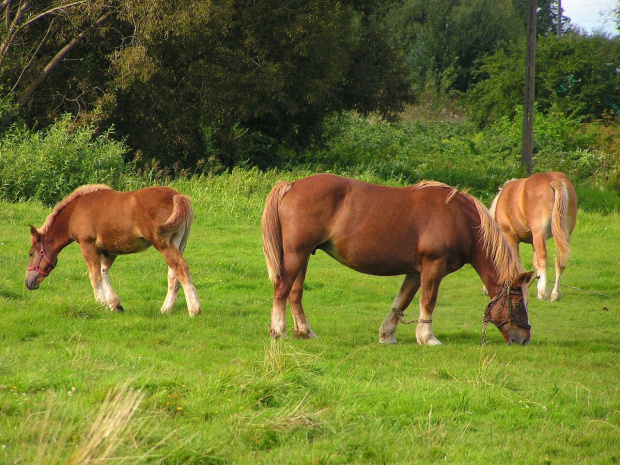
[25,185,201,316]
[489,172,577,301]
[262,174,534,345]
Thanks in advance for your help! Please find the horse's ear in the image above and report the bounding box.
[513,271,535,288]
[30,225,40,239]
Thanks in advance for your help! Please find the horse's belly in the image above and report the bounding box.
[96,236,151,254]
[322,242,418,276]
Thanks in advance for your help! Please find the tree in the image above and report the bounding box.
[466,32,620,125]
[0,0,118,128]
[109,0,412,167]
[387,0,523,95]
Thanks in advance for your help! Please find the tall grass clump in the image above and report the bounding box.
[0,115,127,205]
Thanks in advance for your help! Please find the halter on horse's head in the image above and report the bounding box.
[25,227,58,290]
[482,272,534,345]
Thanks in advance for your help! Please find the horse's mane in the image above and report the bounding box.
[469,193,525,284]
[39,184,112,234]
[412,180,460,203]
[414,180,524,284]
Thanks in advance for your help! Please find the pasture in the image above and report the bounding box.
[0,170,618,464]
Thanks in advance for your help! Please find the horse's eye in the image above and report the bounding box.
[29,252,34,258]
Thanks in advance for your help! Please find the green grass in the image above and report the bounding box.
[0,171,619,464]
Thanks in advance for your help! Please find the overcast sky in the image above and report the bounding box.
[560,0,618,35]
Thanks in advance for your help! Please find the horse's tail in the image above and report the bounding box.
[160,195,195,248]
[550,180,571,268]
[261,182,293,282]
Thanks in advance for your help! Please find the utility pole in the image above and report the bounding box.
[522,0,537,176]
[557,0,562,36]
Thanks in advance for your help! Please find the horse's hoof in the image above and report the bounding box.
[294,329,318,339]
[269,329,288,340]
[379,335,397,344]
[417,336,442,346]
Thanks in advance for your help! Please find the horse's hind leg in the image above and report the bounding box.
[289,259,317,339]
[160,230,190,314]
[159,246,201,317]
[161,266,181,314]
[379,274,421,344]
[270,251,308,339]
[550,254,566,302]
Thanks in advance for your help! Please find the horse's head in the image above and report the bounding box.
[484,271,535,345]
[25,226,58,290]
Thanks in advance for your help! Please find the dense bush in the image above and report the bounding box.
[0,116,126,205]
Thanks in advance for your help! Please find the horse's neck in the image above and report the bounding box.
[46,201,77,252]
[471,251,504,297]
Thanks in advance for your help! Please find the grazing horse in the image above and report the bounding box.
[489,172,577,301]
[25,185,201,316]
[262,174,534,346]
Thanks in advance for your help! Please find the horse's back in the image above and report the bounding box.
[70,186,185,248]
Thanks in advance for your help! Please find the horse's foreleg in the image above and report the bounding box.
[379,274,421,344]
[101,254,123,311]
[80,246,106,306]
[416,260,444,346]
[532,235,549,300]
[160,248,201,317]
[289,260,317,339]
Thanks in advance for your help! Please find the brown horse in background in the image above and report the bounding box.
[25,185,201,316]
[262,174,534,345]
[489,172,577,301]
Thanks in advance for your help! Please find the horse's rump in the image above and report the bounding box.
[262,182,293,281]
[159,194,194,239]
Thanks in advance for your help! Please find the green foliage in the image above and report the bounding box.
[387,0,523,94]
[467,33,620,125]
[0,116,126,205]
[108,0,411,167]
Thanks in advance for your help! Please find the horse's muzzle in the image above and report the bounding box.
[508,336,530,346]
[24,273,41,290]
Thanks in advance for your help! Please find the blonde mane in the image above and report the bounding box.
[469,193,524,284]
[412,180,460,203]
[415,180,523,284]
[39,184,112,234]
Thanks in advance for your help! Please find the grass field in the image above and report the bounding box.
[0,170,619,464]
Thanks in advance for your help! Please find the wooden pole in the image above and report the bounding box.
[557,0,562,36]
[522,0,537,176]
